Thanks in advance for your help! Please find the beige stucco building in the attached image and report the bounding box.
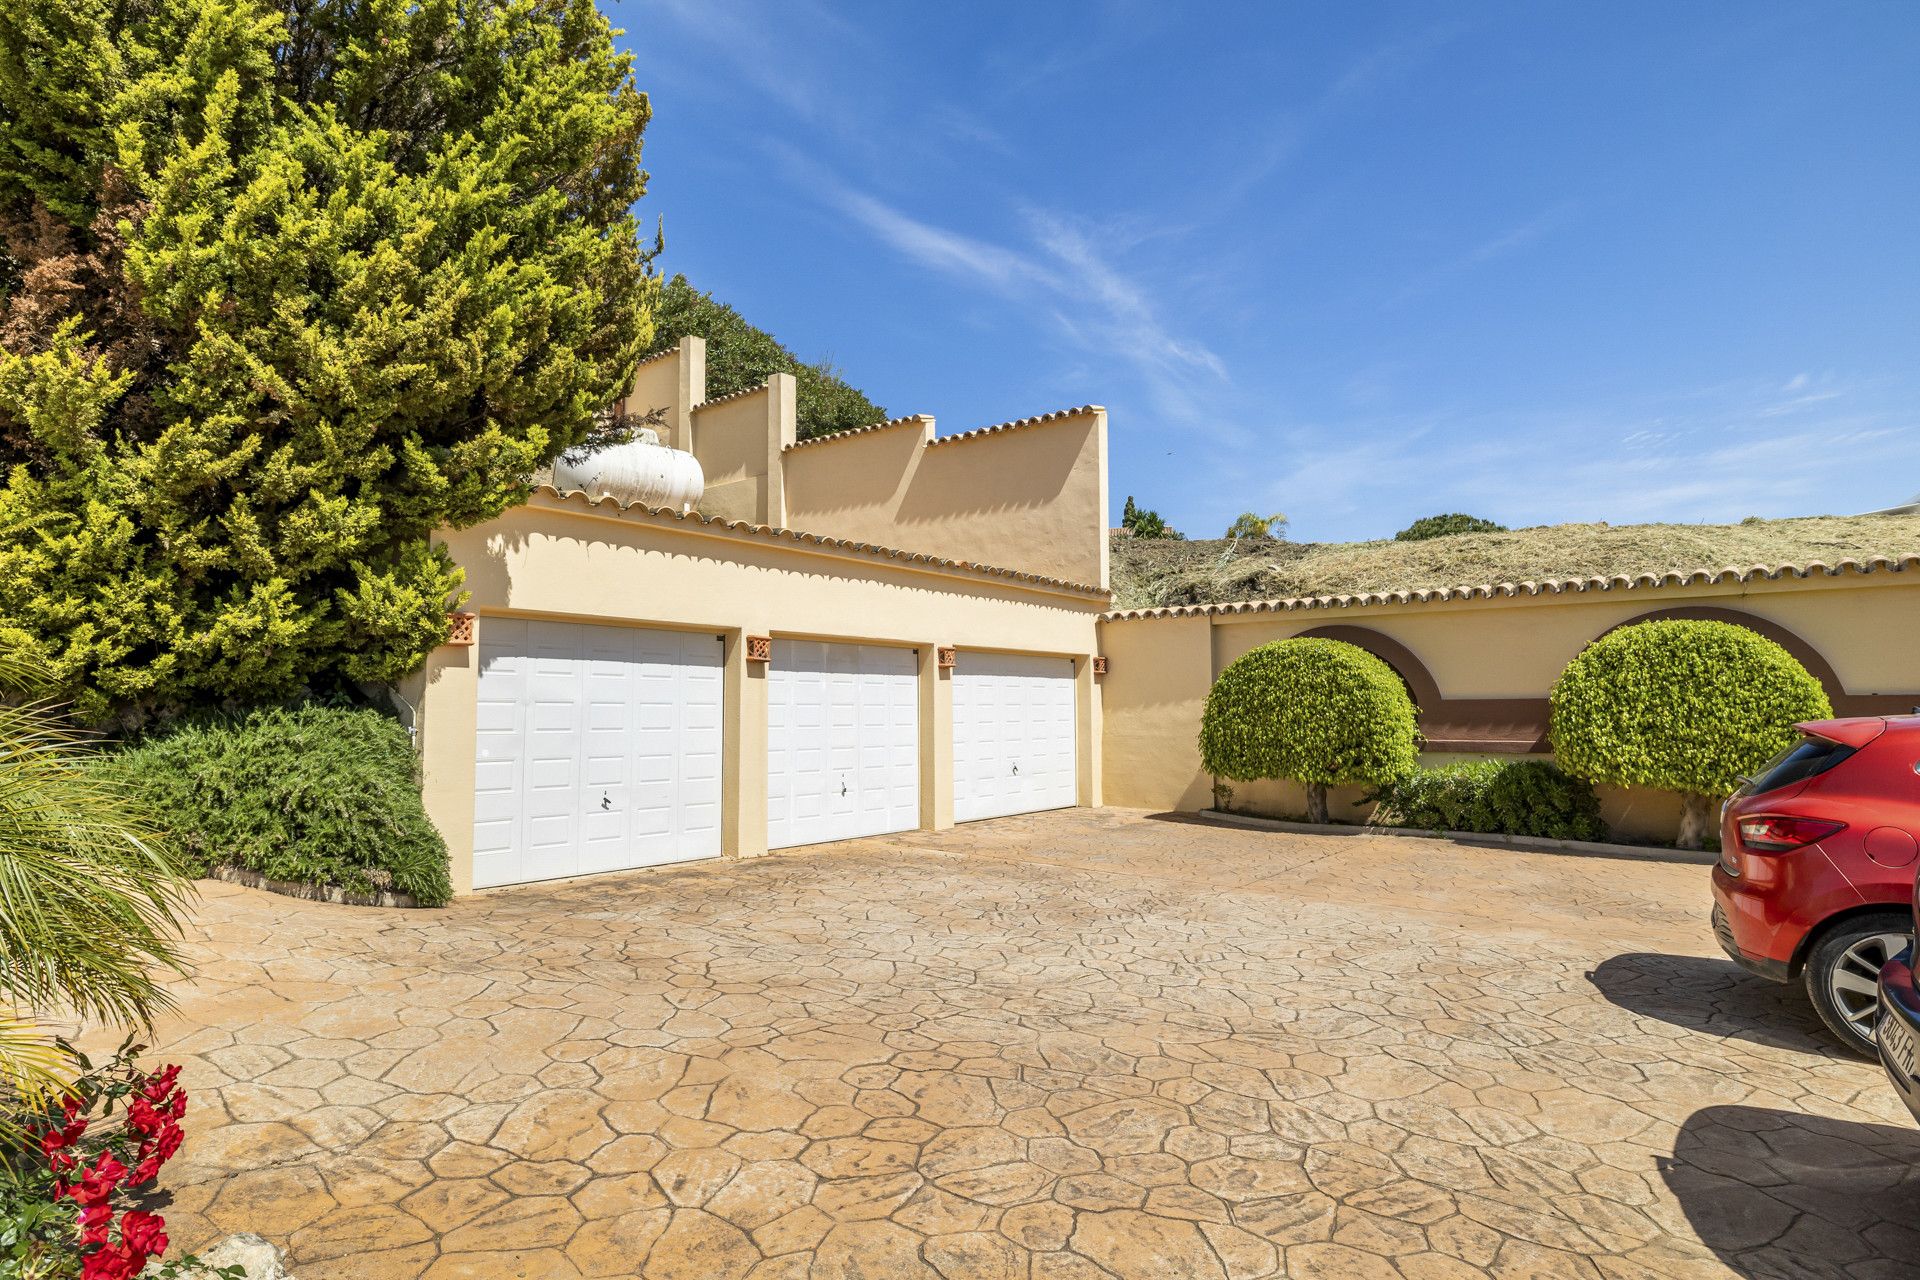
[1100,564,1920,839]
[407,339,1110,894]
[406,336,1920,894]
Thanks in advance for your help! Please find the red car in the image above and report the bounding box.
[1711,715,1920,1056]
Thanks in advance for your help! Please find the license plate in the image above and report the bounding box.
[1882,1007,1919,1081]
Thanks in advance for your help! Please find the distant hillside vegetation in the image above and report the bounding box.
[1110,514,1920,609]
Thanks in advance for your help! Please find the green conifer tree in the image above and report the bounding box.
[0,0,657,722]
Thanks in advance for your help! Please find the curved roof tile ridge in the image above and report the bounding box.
[1101,553,1920,621]
[527,483,1107,596]
[692,382,771,410]
[631,345,684,370]
[928,404,1104,448]
[783,415,935,452]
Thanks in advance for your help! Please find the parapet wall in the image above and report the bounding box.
[782,407,1109,590]
[687,375,795,525]
[617,342,1110,589]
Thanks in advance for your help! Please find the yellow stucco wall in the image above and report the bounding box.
[784,411,1110,590]
[622,337,703,453]
[623,343,1107,590]
[1100,572,1920,841]
[687,375,795,525]
[423,492,1107,893]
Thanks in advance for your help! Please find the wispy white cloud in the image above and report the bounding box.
[639,0,864,127]
[814,174,1236,441]
[1252,375,1917,539]
[1386,201,1581,307]
[825,189,1059,294]
[1207,21,1463,215]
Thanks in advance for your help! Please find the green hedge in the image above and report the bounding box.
[1370,759,1606,841]
[102,704,450,906]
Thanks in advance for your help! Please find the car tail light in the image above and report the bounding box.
[1736,814,1846,853]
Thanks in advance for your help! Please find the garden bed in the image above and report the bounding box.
[1201,807,1718,864]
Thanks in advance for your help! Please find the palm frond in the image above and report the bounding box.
[0,1010,78,1148]
[0,650,192,1088]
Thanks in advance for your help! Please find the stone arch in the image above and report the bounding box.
[1597,606,1844,701]
[1293,624,1441,710]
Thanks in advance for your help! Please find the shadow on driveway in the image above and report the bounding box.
[1587,952,1848,1057]
[1662,1104,1920,1278]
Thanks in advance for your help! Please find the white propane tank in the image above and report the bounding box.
[552,429,704,512]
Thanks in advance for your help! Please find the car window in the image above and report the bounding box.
[1743,736,1856,796]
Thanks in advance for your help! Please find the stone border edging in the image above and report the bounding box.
[208,865,427,909]
[1200,809,1719,865]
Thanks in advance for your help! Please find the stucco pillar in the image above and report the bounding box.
[673,335,705,453]
[416,638,479,895]
[762,372,797,528]
[921,647,954,832]
[1077,652,1103,809]
[723,627,770,859]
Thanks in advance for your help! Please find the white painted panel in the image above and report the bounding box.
[952,652,1077,822]
[768,641,919,849]
[472,619,724,888]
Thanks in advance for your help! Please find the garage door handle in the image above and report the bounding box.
[601,792,612,810]
[1011,763,1019,776]
[840,781,848,797]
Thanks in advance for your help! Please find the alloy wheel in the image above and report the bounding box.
[1829,931,1907,1043]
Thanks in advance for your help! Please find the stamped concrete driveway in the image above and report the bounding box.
[148,809,1920,1280]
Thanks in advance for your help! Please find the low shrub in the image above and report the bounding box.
[1371,759,1605,841]
[1393,513,1507,541]
[103,704,450,906]
[1483,760,1607,840]
[1370,760,1501,832]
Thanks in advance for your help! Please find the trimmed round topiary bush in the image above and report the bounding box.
[1200,637,1419,823]
[1550,619,1831,848]
[1393,513,1506,541]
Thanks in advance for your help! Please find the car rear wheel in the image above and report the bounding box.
[1804,912,1911,1057]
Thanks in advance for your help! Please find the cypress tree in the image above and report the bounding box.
[0,0,656,722]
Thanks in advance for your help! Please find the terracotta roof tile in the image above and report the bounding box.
[783,415,934,452]
[529,484,1109,598]
[927,405,1104,448]
[632,344,684,370]
[692,382,772,410]
[1101,555,1920,621]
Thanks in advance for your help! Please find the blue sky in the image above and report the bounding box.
[614,1,1918,542]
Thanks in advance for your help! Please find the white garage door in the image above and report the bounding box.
[768,641,919,849]
[472,618,723,888]
[953,652,1077,822]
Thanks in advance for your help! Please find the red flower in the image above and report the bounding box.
[79,1242,145,1280]
[40,1118,88,1172]
[77,1202,113,1246]
[63,1150,127,1209]
[139,1066,181,1105]
[118,1210,167,1257]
